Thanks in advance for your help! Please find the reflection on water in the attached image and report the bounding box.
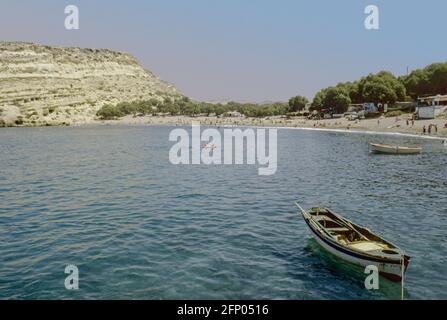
[0,125,446,299]
[304,239,404,300]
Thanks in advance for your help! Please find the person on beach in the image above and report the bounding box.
[406,119,409,126]
[428,124,432,135]
[423,125,426,134]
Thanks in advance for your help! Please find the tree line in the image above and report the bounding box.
[308,62,447,114]
[400,62,447,99]
[97,62,447,120]
[97,97,290,120]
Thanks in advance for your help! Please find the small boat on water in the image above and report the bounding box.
[370,143,421,154]
[296,203,410,282]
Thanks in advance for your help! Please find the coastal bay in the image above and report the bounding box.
[1,125,446,299]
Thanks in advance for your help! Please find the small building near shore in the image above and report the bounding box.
[416,105,435,119]
[418,94,447,107]
[416,95,447,119]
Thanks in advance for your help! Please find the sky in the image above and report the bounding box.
[0,0,446,102]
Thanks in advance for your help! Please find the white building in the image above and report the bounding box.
[416,105,435,119]
[418,94,447,107]
[417,95,447,119]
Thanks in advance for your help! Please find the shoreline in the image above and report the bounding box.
[3,114,447,140]
[90,115,447,140]
[284,126,447,141]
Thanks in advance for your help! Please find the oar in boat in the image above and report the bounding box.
[295,202,310,217]
[337,215,370,242]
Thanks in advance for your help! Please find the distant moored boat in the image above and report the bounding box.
[370,143,421,154]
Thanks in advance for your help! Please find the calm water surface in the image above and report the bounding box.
[0,125,446,299]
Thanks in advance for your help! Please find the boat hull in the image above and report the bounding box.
[370,143,421,154]
[304,216,408,282]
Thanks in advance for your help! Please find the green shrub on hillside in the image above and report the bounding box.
[96,104,125,120]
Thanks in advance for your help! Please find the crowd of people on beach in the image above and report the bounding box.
[390,115,447,136]
[422,123,439,135]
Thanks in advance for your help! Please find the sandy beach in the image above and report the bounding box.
[87,114,447,139]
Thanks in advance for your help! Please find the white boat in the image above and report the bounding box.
[370,143,421,154]
[296,203,410,282]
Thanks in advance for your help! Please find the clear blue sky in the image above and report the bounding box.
[1,0,446,102]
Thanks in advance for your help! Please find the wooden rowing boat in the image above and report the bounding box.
[370,143,421,154]
[296,203,410,282]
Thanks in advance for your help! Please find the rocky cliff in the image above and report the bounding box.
[0,42,182,126]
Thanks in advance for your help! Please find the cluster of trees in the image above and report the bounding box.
[288,96,309,112]
[400,62,447,99]
[225,101,289,117]
[97,61,446,120]
[311,71,407,114]
[96,97,289,120]
[311,62,446,114]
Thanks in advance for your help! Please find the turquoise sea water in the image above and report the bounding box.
[0,125,446,299]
